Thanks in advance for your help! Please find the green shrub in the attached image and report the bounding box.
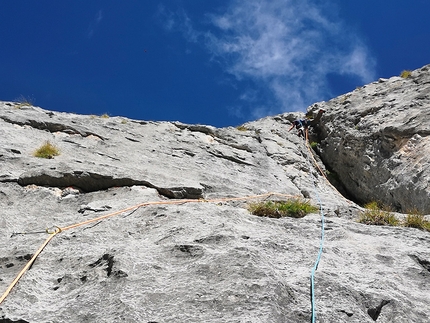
[400,70,412,78]
[403,210,430,231]
[248,199,318,218]
[358,201,399,226]
[309,141,318,149]
[100,113,110,119]
[33,141,60,159]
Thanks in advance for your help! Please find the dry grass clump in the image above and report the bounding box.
[400,70,412,78]
[33,141,60,159]
[14,95,34,109]
[359,202,430,231]
[358,201,399,226]
[248,199,318,218]
[236,125,248,131]
[403,209,430,232]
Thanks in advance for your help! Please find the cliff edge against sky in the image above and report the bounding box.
[0,65,429,322]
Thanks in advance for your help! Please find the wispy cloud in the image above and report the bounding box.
[158,5,200,43]
[161,1,376,118]
[87,10,103,39]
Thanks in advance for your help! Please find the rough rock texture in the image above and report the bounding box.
[1,65,430,323]
[312,64,430,213]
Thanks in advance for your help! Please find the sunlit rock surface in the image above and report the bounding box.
[1,64,429,323]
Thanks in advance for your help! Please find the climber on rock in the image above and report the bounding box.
[288,109,325,139]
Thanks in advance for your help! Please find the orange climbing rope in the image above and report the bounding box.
[0,228,61,304]
[0,192,298,305]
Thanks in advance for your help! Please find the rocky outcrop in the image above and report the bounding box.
[0,65,430,323]
[311,64,430,213]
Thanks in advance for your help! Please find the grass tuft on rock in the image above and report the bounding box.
[309,141,318,149]
[248,199,318,218]
[236,125,248,131]
[358,201,399,226]
[400,70,412,78]
[14,95,34,109]
[403,210,430,232]
[33,141,60,159]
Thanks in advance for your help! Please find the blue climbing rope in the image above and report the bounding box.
[304,129,325,323]
[310,180,325,323]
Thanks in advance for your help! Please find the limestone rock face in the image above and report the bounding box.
[313,64,430,213]
[1,65,430,323]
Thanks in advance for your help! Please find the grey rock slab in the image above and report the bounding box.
[1,184,429,322]
[1,63,430,323]
[1,101,339,201]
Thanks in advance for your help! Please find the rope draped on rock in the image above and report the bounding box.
[1,131,330,322]
[0,192,298,306]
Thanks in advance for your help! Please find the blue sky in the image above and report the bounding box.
[1,1,429,127]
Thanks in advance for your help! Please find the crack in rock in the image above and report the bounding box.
[78,205,112,215]
[18,170,151,192]
[410,254,430,273]
[156,186,203,199]
[17,170,203,199]
[173,122,217,136]
[367,299,390,321]
[0,115,105,140]
[0,318,30,323]
[88,253,127,278]
[208,149,254,166]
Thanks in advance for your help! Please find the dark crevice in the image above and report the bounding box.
[96,152,121,161]
[301,133,357,203]
[410,254,430,273]
[88,254,128,278]
[125,136,140,143]
[18,171,152,192]
[308,128,369,206]
[367,299,390,321]
[157,186,203,199]
[208,150,254,166]
[339,309,353,317]
[0,319,30,323]
[89,253,115,277]
[174,244,204,258]
[17,170,203,199]
[0,177,19,184]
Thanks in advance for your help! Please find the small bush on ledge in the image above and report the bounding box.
[359,203,430,232]
[358,201,399,226]
[403,210,430,232]
[400,70,412,78]
[33,141,60,159]
[248,199,318,218]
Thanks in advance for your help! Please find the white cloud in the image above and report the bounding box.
[87,10,103,39]
[157,5,200,42]
[162,0,376,117]
[96,10,103,23]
